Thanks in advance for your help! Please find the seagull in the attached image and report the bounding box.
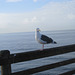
[35,28,57,50]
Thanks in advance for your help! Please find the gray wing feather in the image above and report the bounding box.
[41,35,53,43]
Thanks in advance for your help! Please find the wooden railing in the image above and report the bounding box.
[0,44,75,75]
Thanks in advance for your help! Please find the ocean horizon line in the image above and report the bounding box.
[0,29,75,34]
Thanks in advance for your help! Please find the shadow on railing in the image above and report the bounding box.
[0,44,75,75]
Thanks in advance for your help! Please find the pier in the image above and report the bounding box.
[0,44,75,75]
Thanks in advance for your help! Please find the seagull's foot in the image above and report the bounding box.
[39,49,44,51]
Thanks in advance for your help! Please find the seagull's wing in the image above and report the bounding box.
[41,35,53,43]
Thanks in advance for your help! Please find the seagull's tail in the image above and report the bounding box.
[54,41,57,44]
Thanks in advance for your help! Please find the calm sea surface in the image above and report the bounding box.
[0,30,75,75]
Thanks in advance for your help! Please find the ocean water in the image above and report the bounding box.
[0,30,75,75]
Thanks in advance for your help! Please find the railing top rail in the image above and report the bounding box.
[0,44,75,65]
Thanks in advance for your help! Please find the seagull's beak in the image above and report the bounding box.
[39,29,41,31]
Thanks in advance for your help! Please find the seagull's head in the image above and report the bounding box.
[36,28,41,32]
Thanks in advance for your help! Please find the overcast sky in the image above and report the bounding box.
[0,0,75,33]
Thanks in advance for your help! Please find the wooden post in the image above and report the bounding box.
[0,50,11,75]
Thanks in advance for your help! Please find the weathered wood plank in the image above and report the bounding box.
[10,44,75,64]
[60,70,75,75]
[0,44,75,65]
[0,50,11,75]
[11,58,75,75]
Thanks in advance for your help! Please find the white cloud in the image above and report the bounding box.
[6,0,23,2]
[68,14,75,19]
[0,13,10,28]
[31,17,38,22]
[33,0,46,2]
[33,0,38,2]
[37,0,75,30]
[23,16,39,25]
[0,0,75,33]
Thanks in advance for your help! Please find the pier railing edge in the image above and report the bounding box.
[0,44,75,75]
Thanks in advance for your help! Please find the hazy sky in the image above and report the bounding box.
[0,0,75,33]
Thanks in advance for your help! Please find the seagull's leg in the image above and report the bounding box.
[42,44,44,50]
[41,44,44,51]
[40,44,44,51]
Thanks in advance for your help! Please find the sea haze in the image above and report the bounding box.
[0,30,75,53]
[0,30,75,75]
